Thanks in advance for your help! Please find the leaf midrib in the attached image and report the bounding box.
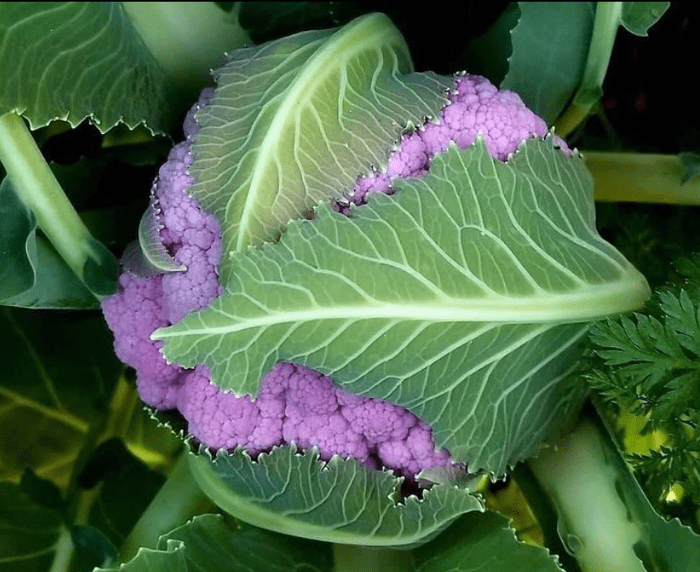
[234,13,407,251]
[155,276,650,341]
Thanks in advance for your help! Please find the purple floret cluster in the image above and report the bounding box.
[342,74,566,208]
[102,75,563,480]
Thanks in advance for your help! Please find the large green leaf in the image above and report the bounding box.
[155,139,650,472]
[189,12,452,267]
[188,446,483,547]
[0,2,175,133]
[414,511,565,572]
[0,308,180,488]
[0,482,64,572]
[503,2,595,123]
[98,513,332,572]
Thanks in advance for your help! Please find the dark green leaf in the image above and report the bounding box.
[621,2,670,37]
[678,152,700,185]
[0,177,36,300]
[460,2,520,85]
[82,439,167,547]
[71,525,118,572]
[237,2,365,43]
[0,2,176,133]
[3,232,100,309]
[0,482,64,572]
[503,2,595,123]
[414,510,565,572]
[0,308,120,486]
[20,468,68,520]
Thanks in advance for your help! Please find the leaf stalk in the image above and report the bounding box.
[555,2,622,136]
[0,113,118,298]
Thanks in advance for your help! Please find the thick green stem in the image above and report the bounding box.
[586,152,700,205]
[333,544,414,572]
[0,113,118,298]
[556,3,622,136]
[527,415,647,572]
[119,452,216,563]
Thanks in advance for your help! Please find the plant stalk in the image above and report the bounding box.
[0,113,118,298]
[527,412,648,572]
[333,544,414,572]
[586,152,700,205]
[121,2,250,100]
[118,451,216,563]
[555,2,622,136]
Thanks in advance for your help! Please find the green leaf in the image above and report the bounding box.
[189,12,452,266]
[0,308,120,486]
[78,439,167,549]
[621,2,670,36]
[71,524,119,571]
[0,177,36,300]
[503,2,595,123]
[121,196,187,278]
[0,199,100,308]
[188,446,483,547]
[678,152,700,185]
[156,139,649,472]
[98,513,332,572]
[0,308,180,488]
[237,2,366,44]
[0,482,65,572]
[0,2,175,133]
[414,510,565,572]
[20,468,68,519]
[460,2,520,86]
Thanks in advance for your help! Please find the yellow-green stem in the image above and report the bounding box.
[586,152,700,205]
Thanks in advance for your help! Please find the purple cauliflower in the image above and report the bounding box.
[102,74,565,480]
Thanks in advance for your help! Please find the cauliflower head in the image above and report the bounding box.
[102,74,566,480]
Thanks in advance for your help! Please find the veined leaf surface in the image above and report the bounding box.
[188,12,452,269]
[188,446,483,547]
[0,2,175,132]
[156,139,650,472]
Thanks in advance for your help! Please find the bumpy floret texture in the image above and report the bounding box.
[344,74,567,207]
[102,75,564,479]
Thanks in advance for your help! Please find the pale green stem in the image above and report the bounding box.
[555,2,622,136]
[528,418,647,572]
[119,452,215,563]
[333,544,414,572]
[121,2,251,98]
[0,113,118,298]
[586,152,700,206]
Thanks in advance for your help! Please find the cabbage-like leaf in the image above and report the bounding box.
[502,2,595,124]
[0,2,175,133]
[413,511,565,572]
[155,139,650,473]
[97,513,333,572]
[188,12,452,267]
[188,446,483,547]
